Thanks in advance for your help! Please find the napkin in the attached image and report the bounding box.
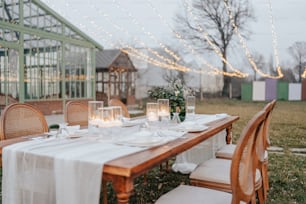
[66,125,81,134]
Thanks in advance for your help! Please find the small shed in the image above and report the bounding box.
[95,50,137,105]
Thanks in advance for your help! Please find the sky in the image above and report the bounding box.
[41,0,306,73]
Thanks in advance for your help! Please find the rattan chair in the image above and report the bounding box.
[215,99,276,200]
[64,101,88,127]
[0,103,49,140]
[188,107,270,204]
[108,98,130,118]
[156,110,267,204]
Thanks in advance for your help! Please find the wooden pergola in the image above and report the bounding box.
[95,50,137,105]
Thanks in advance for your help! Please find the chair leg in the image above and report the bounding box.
[262,162,269,200]
[257,186,265,204]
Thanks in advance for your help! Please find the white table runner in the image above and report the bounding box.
[2,114,229,203]
[2,138,144,204]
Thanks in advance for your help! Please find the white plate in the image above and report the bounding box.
[121,120,143,127]
[185,125,208,132]
[115,131,165,147]
[67,135,82,139]
[126,137,164,147]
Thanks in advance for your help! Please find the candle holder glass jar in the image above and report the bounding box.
[146,102,159,122]
[88,101,103,134]
[157,99,170,122]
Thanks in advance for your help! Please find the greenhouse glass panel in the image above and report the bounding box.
[0,48,19,99]
[24,34,61,100]
[64,43,93,99]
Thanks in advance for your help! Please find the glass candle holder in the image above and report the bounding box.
[157,99,170,121]
[146,102,159,122]
[99,107,115,127]
[88,101,103,133]
[112,106,123,125]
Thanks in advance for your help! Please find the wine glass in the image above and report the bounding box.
[186,96,196,120]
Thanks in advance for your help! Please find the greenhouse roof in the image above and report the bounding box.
[0,0,103,50]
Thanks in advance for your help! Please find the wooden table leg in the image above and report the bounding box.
[226,124,232,144]
[112,176,134,204]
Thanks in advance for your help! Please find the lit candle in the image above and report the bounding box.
[148,111,158,121]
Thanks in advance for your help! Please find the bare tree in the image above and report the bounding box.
[288,41,306,83]
[281,68,297,83]
[163,69,188,85]
[175,0,254,97]
[252,52,266,80]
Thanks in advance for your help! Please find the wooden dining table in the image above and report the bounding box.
[102,115,239,203]
[0,115,239,204]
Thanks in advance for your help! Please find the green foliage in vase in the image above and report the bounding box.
[147,79,193,121]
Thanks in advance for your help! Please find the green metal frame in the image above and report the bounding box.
[0,0,102,108]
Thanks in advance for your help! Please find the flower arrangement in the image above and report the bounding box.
[147,79,193,121]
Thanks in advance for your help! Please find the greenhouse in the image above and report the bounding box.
[0,0,102,114]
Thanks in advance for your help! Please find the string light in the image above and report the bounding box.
[223,0,283,79]
[45,0,248,78]
[90,6,193,71]
[91,26,222,75]
[111,0,181,62]
[81,17,195,72]
[183,0,248,78]
[268,0,283,78]
[302,67,306,78]
[61,0,189,71]
[62,0,237,76]
[45,0,290,79]
[224,0,283,79]
[146,0,246,78]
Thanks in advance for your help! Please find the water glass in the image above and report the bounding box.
[57,123,69,138]
[186,96,196,119]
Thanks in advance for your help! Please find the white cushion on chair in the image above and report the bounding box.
[215,144,236,159]
[155,185,232,204]
[190,158,232,184]
[190,158,262,186]
[216,144,268,161]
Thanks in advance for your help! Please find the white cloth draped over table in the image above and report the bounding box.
[172,114,228,174]
[2,138,144,204]
[2,114,229,204]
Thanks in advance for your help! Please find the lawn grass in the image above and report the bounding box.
[1,99,305,203]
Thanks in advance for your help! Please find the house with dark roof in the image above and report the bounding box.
[95,49,137,105]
